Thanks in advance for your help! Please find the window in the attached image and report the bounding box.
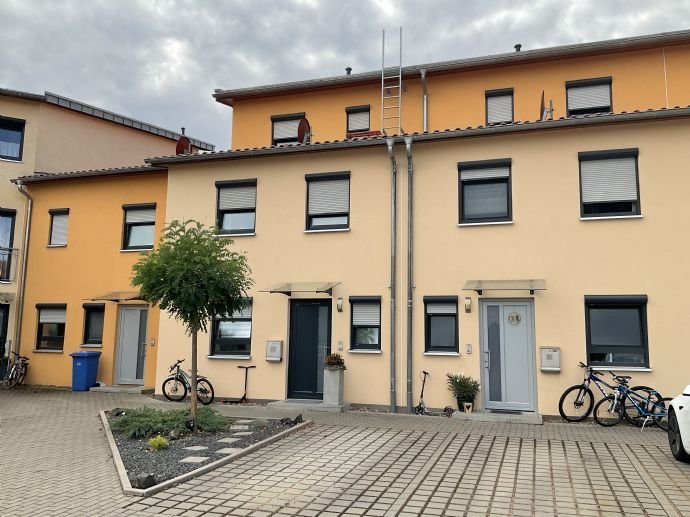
[458,159,512,224]
[306,172,350,230]
[122,204,156,250]
[36,304,66,351]
[579,149,640,218]
[49,209,69,246]
[0,210,16,282]
[83,304,105,345]
[346,105,370,134]
[585,295,648,367]
[350,297,381,350]
[485,89,513,124]
[0,116,25,161]
[211,300,252,356]
[424,297,458,353]
[271,113,304,146]
[566,77,612,116]
[216,180,257,234]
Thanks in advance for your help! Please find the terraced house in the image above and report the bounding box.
[15,29,690,417]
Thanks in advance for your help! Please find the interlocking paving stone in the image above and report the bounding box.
[179,456,210,463]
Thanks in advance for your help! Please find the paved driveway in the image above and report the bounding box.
[1,389,689,516]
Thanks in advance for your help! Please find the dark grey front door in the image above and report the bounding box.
[288,299,331,399]
[481,300,536,411]
[116,306,148,385]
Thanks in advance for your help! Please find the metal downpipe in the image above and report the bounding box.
[404,136,414,413]
[13,181,32,357]
[420,69,428,132]
[386,138,398,413]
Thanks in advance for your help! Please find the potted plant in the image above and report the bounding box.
[446,373,480,412]
[324,353,346,406]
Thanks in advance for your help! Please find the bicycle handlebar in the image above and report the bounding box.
[169,358,185,372]
[9,350,29,361]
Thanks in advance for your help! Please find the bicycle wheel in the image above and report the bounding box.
[651,397,672,432]
[623,387,661,427]
[17,365,27,386]
[162,377,188,402]
[593,395,623,427]
[558,385,594,422]
[196,379,215,405]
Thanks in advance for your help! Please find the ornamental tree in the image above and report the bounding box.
[131,220,252,430]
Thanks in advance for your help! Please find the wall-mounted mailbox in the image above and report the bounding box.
[266,340,283,362]
[540,347,560,372]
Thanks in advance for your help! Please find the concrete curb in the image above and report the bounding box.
[99,410,313,497]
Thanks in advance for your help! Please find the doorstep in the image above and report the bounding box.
[452,410,543,425]
[90,384,154,395]
[266,399,345,413]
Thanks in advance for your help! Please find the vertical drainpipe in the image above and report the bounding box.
[404,136,414,413]
[386,138,398,413]
[13,181,32,357]
[420,69,428,132]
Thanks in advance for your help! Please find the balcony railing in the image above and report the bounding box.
[0,247,19,283]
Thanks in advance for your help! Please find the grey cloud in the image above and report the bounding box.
[1,0,689,149]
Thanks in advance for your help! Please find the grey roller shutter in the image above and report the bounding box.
[353,303,380,326]
[219,185,256,210]
[348,111,370,132]
[581,157,638,203]
[486,95,513,124]
[426,303,457,315]
[125,208,155,223]
[568,84,611,111]
[273,119,299,140]
[50,214,68,245]
[231,301,252,319]
[460,166,510,181]
[308,179,350,215]
[39,308,66,324]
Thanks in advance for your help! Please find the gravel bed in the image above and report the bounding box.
[107,413,299,486]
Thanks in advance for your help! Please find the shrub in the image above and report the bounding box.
[325,353,346,370]
[148,435,169,451]
[446,373,480,402]
[110,407,231,439]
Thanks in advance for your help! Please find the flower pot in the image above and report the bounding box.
[456,398,473,412]
[323,367,344,406]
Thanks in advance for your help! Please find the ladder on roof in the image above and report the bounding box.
[381,28,403,135]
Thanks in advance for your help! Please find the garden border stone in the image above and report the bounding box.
[99,410,312,497]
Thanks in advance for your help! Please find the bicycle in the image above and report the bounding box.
[593,373,669,430]
[162,359,215,405]
[558,362,655,422]
[413,371,454,417]
[2,351,29,389]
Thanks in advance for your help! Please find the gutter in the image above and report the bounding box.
[404,136,414,413]
[386,138,398,413]
[13,181,32,357]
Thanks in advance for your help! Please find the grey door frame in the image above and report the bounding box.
[478,298,537,412]
[115,304,148,385]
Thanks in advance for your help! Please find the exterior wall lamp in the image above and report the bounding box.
[464,297,472,313]
[336,297,343,312]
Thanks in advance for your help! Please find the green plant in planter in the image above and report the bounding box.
[446,373,480,411]
[325,353,346,370]
[148,435,169,451]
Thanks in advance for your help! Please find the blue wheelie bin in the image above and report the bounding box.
[70,351,102,391]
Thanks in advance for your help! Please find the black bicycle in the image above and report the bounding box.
[2,351,29,389]
[162,359,215,405]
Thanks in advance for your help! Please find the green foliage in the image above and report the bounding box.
[446,373,480,402]
[131,220,253,334]
[325,353,346,370]
[110,407,231,439]
[148,435,169,451]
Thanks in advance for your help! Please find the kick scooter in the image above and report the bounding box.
[413,370,454,417]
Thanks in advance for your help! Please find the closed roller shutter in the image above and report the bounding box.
[581,157,637,203]
[486,95,513,124]
[568,84,611,111]
[218,185,256,210]
[352,303,380,326]
[308,179,350,215]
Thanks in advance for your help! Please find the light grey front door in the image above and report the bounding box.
[480,300,536,412]
[116,306,148,385]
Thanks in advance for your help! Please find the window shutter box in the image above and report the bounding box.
[460,166,510,181]
[348,111,370,132]
[426,303,457,315]
[231,302,252,319]
[40,308,66,323]
[218,185,257,210]
[50,214,68,245]
[273,119,300,140]
[568,84,611,111]
[352,303,380,326]
[486,95,513,123]
[581,157,638,203]
[125,208,156,223]
[308,179,350,215]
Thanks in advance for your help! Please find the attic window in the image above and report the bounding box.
[271,113,304,146]
[346,105,370,133]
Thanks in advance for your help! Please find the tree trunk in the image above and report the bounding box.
[191,330,198,432]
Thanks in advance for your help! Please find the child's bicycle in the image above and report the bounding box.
[2,351,29,389]
[162,359,215,405]
[413,370,454,417]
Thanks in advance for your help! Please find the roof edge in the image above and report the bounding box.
[13,165,167,185]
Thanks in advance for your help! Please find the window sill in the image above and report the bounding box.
[304,228,350,234]
[206,355,251,360]
[0,158,22,164]
[591,366,652,372]
[580,215,643,221]
[120,248,153,253]
[458,221,513,227]
[348,349,382,354]
[47,244,67,248]
[424,351,460,356]
[33,349,63,354]
[0,280,13,284]
[80,344,102,348]
[216,233,256,238]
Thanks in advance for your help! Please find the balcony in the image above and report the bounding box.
[0,247,19,283]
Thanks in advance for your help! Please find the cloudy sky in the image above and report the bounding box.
[2,0,690,148]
